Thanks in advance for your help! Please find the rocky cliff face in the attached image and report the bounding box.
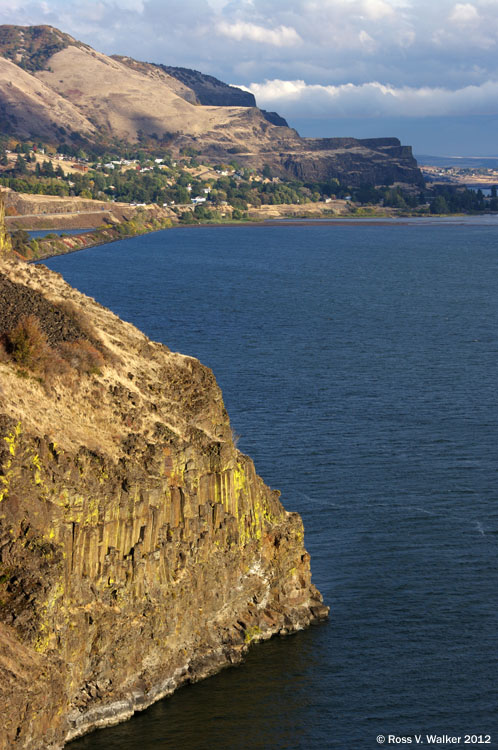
[0,256,328,749]
[153,64,257,107]
[125,62,290,127]
[279,137,424,187]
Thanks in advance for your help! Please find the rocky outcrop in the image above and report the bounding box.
[154,64,257,107]
[260,109,289,127]
[0,257,328,749]
[280,137,424,187]
[143,66,289,127]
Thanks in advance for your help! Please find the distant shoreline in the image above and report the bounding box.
[28,212,498,263]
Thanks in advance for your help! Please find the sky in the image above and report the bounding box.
[2,0,498,155]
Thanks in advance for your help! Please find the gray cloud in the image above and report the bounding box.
[242,78,498,118]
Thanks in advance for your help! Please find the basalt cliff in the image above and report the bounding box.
[0,247,328,748]
[0,24,423,188]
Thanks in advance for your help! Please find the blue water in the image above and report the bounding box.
[42,221,498,750]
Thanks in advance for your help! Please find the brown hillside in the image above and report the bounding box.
[35,45,271,145]
[0,24,424,187]
[0,55,96,139]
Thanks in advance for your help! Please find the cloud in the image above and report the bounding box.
[449,2,479,24]
[361,0,394,20]
[4,0,498,95]
[242,78,498,118]
[217,20,301,45]
[358,29,376,50]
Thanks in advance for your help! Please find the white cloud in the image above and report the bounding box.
[243,77,498,118]
[449,2,479,23]
[358,29,376,49]
[217,20,301,45]
[361,0,394,20]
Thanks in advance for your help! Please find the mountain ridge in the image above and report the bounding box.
[0,24,424,187]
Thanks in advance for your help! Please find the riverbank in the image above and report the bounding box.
[14,199,494,264]
[14,199,372,260]
[19,211,174,261]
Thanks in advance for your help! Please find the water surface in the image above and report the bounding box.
[43,220,498,749]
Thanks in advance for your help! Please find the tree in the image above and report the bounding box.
[11,229,29,252]
[431,195,449,214]
[42,160,55,177]
[14,155,27,174]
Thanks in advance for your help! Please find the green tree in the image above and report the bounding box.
[14,155,28,174]
[431,195,449,214]
[10,229,30,252]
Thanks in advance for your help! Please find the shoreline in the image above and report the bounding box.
[25,211,498,263]
[32,224,172,261]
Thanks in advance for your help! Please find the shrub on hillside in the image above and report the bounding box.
[5,314,50,370]
[2,312,109,385]
[4,314,72,381]
[57,340,104,375]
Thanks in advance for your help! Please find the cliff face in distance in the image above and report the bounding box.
[0,24,424,188]
[0,255,328,750]
[150,63,258,107]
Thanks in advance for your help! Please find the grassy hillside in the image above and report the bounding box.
[0,25,78,72]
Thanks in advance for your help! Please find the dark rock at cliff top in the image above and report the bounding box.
[260,109,289,127]
[0,274,85,345]
[159,64,256,107]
